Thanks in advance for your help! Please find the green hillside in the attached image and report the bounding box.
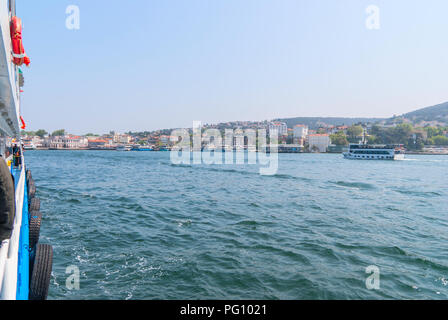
[400,101,448,125]
[273,117,385,130]
[274,101,448,129]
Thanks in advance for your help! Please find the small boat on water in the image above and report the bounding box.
[116,145,132,151]
[343,144,405,160]
[23,142,36,150]
[131,145,153,151]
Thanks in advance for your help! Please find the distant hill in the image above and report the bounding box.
[399,101,448,126]
[273,117,385,130]
[136,101,448,135]
[273,101,448,129]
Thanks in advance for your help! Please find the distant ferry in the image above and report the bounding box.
[131,145,153,151]
[343,144,405,160]
[116,145,132,151]
[23,142,36,150]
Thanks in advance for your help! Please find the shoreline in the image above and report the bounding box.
[27,148,448,155]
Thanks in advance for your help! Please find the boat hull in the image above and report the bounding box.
[343,152,405,160]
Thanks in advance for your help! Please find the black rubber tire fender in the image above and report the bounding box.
[29,197,40,212]
[27,177,34,189]
[28,181,36,199]
[30,244,53,300]
[26,169,32,186]
[29,210,42,250]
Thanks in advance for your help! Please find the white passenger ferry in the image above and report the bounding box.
[343,143,405,160]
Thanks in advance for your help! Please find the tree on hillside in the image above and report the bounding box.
[389,123,413,146]
[35,129,48,138]
[21,131,35,136]
[367,135,377,144]
[428,135,448,146]
[51,129,65,136]
[346,125,363,143]
[330,132,348,146]
[394,123,413,138]
[424,126,444,138]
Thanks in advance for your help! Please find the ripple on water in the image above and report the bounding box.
[330,181,377,190]
[25,151,448,299]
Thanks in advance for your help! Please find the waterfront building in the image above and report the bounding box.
[113,133,132,144]
[269,122,288,136]
[293,125,308,143]
[46,135,88,149]
[293,137,306,147]
[326,125,349,135]
[159,135,171,144]
[308,134,331,153]
[64,136,88,149]
[88,138,108,149]
[423,146,448,154]
[32,136,45,148]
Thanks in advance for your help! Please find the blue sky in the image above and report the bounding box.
[17,0,448,134]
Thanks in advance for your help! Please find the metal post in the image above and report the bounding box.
[9,0,16,16]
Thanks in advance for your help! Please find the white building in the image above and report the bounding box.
[269,122,288,136]
[46,136,88,149]
[293,125,308,138]
[64,136,88,149]
[32,136,44,148]
[308,134,330,153]
[113,133,131,144]
[159,135,170,144]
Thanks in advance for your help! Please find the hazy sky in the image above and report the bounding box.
[18,0,448,134]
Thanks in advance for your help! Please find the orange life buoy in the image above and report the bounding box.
[10,16,30,67]
[20,116,26,130]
